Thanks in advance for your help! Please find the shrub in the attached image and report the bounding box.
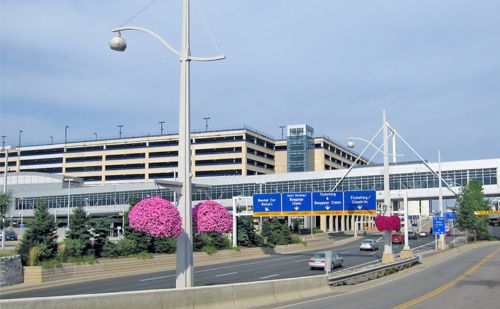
[201,245,217,255]
[28,247,40,266]
[101,240,118,258]
[153,237,176,254]
[194,233,230,252]
[115,238,137,257]
[262,219,292,246]
[64,239,86,259]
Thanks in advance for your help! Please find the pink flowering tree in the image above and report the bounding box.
[374,215,401,232]
[128,197,182,238]
[193,200,232,234]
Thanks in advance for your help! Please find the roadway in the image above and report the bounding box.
[1,235,437,299]
[258,242,500,309]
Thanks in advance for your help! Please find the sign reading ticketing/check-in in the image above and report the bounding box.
[312,192,343,215]
[252,193,281,217]
[282,192,312,215]
[343,190,377,215]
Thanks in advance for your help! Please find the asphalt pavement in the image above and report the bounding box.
[258,241,500,309]
[0,235,437,299]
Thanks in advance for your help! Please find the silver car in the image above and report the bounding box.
[360,239,379,251]
[308,252,344,270]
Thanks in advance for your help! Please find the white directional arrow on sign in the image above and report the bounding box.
[325,206,330,210]
[294,206,300,211]
[265,207,270,211]
[357,205,363,210]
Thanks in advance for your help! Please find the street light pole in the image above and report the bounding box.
[1,143,9,250]
[381,110,395,263]
[94,133,98,141]
[18,130,23,148]
[65,126,69,144]
[279,126,286,140]
[437,150,446,250]
[203,117,210,132]
[110,0,224,289]
[117,125,124,139]
[65,179,73,229]
[159,121,165,135]
[50,136,54,144]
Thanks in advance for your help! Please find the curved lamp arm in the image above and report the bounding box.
[112,26,225,62]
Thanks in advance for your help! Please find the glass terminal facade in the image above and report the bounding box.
[14,167,497,211]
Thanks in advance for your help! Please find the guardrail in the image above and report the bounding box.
[328,256,421,286]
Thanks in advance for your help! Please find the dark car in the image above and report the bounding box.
[408,231,418,240]
[4,231,18,241]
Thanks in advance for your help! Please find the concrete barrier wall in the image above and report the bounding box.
[22,241,321,284]
[0,274,332,309]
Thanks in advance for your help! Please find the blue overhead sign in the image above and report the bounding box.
[445,212,457,220]
[432,218,446,235]
[253,193,281,217]
[252,190,377,217]
[343,190,377,214]
[312,192,343,214]
[282,192,312,215]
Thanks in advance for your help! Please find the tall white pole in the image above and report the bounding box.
[1,147,8,250]
[438,150,445,250]
[232,197,237,248]
[176,0,194,289]
[67,179,72,229]
[392,131,397,163]
[403,193,410,251]
[382,110,394,263]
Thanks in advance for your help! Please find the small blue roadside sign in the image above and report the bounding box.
[432,218,446,235]
[19,223,25,230]
[282,192,312,215]
[312,192,343,215]
[343,190,376,214]
[445,212,457,220]
[253,193,281,217]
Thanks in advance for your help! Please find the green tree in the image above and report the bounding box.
[456,180,492,241]
[90,216,112,257]
[261,218,292,246]
[237,217,262,247]
[17,204,58,265]
[65,206,92,257]
[0,193,9,230]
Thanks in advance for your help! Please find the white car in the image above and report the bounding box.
[308,252,344,270]
[419,231,429,237]
[360,239,379,251]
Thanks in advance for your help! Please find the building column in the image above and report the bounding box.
[320,215,327,232]
[341,215,345,232]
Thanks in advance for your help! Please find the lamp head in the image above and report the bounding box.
[347,140,355,148]
[110,33,127,52]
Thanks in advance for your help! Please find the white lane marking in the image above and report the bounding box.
[139,274,176,282]
[140,255,299,282]
[259,274,279,280]
[215,271,238,277]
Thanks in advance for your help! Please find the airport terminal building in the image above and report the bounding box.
[1,125,499,233]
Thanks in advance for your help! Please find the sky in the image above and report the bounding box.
[1,0,499,163]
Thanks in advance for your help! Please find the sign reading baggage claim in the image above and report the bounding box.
[252,190,376,217]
